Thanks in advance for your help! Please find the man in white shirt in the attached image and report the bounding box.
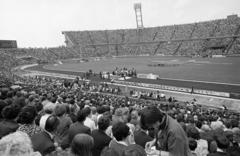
[82,107,96,131]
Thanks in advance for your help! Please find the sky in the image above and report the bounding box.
[0,0,240,48]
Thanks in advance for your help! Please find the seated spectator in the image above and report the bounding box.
[17,105,42,137]
[70,133,94,156]
[0,104,20,139]
[109,122,132,156]
[31,114,60,155]
[0,131,41,156]
[92,115,112,156]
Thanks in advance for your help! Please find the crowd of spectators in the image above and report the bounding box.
[63,15,240,57]
[0,75,239,156]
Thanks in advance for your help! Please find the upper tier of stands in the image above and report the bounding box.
[63,14,240,57]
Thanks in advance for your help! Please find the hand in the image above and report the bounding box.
[145,139,156,150]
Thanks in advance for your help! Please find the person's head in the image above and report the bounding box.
[140,106,165,130]
[188,138,197,151]
[100,147,119,156]
[71,134,94,156]
[1,104,20,120]
[91,106,97,115]
[187,126,200,140]
[0,131,39,156]
[224,130,234,143]
[17,105,37,124]
[112,122,131,144]
[54,104,66,117]
[215,134,230,150]
[77,109,87,123]
[39,114,59,133]
[98,116,110,131]
[82,107,92,118]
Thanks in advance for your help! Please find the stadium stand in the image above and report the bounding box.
[62,14,240,57]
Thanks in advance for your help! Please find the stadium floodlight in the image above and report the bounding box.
[134,3,144,29]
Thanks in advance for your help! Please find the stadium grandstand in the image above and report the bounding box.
[1,1,240,156]
[62,14,240,57]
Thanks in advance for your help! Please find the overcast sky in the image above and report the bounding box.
[1,0,240,48]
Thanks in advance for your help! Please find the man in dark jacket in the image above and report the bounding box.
[31,114,59,156]
[61,109,91,148]
[109,122,131,156]
[0,104,19,139]
[141,106,191,156]
[92,116,112,156]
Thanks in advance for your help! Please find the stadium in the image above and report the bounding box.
[1,1,240,156]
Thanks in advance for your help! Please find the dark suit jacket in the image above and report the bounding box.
[207,151,230,156]
[31,131,55,156]
[92,129,112,156]
[61,122,91,149]
[0,120,19,139]
[109,139,128,156]
[68,122,91,142]
[134,129,153,148]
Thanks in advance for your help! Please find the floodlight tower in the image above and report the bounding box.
[134,3,144,29]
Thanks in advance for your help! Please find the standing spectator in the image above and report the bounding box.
[207,135,230,156]
[70,134,94,156]
[109,122,132,156]
[31,114,60,155]
[17,105,42,137]
[92,116,112,156]
[54,104,72,144]
[0,131,41,156]
[64,109,91,148]
[142,106,191,156]
[0,104,20,139]
[83,107,96,131]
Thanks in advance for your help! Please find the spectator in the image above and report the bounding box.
[0,104,20,139]
[70,133,94,156]
[83,107,96,131]
[31,114,60,155]
[207,135,230,156]
[54,104,72,144]
[92,115,112,156]
[0,131,41,156]
[109,122,132,156]
[17,105,42,137]
[189,138,198,156]
[64,109,91,148]
[141,106,191,156]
